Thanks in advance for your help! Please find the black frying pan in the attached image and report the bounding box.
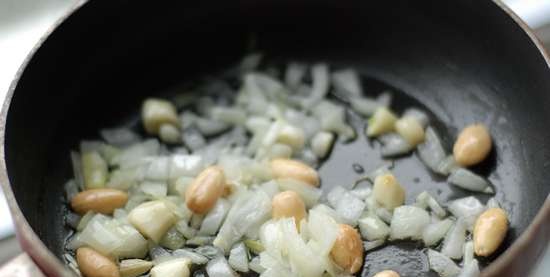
[2,0,550,276]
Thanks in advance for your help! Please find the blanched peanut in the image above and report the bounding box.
[395,117,425,146]
[272,191,307,227]
[76,247,119,277]
[185,166,225,214]
[373,174,405,210]
[119,259,153,277]
[373,270,400,277]
[128,200,177,243]
[330,224,364,274]
[453,124,492,167]
[71,188,128,215]
[366,107,398,137]
[82,151,108,189]
[142,98,179,135]
[473,208,508,257]
[270,159,319,187]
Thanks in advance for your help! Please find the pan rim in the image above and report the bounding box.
[0,0,549,276]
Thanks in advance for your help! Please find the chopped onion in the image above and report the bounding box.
[182,127,207,151]
[417,127,447,174]
[350,187,372,200]
[363,239,386,252]
[285,63,307,89]
[441,218,467,260]
[195,245,224,259]
[79,214,148,259]
[207,256,237,277]
[249,256,265,273]
[107,167,146,191]
[159,124,181,144]
[112,139,160,167]
[307,209,339,255]
[140,182,168,198]
[448,197,485,231]
[448,168,494,193]
[415,191,446,218]
[267,143,293,159]
[402,108,429,128]
[312,101,355,140]
[379,133,413,157]
[377,91,392,107]
[172,249,208,265]
[376,207,394,224]
[276,178,322,208]
[458,259,480,277]
[486,197,501,209]
[437,155,459,176]
[301,63,329,109]
[160,227,186,250]
[331,69,363,97]
[186,236,215,246]
[214,190,271,253]
[427,249,461,277]
[175,220,198,239]
[422,218,453,247]
[311,204,345,224]
[350,96,382,117]
[228,242,249,272]
[358,215,390,241]
[390,206,430,240]
[195,117,230,136]
[334,190,367,227]
[311,131,335,158]
[169,155,204,179]
[210,107,247,125]
[463,241,474,266]
[199,199,231,236]
[327,186,346,208]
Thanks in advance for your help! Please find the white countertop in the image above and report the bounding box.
[0,0,548,274]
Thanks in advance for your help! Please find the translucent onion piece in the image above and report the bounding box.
[198,199,231,236]
[334,191,367,227]
[427,249,461,277]
[441,218,467,260]
[448,196,485,231]
[140,182,168,198]
[448,168,494,193]
[301,63,330,109]
[228,242,249,272]
[350,96,382,117]
[486,197,501,209]
[402,108,429,128]
[463,241,475,266]
[172,249,208,265]
[331,69,363,98]
[145,157,171,181]
[358,215,390,241]
[417,127,447,174]
[214,190,271,253]
[415,191,446,218]
[379,133,413,157]
[112,140,160,167]
[206,256,237,277]
[437,155,459,176]
[285,62,307,89]
[390,206,430,240]
[363,239,386,252]
[249,256,265,273]
[458,259,480,277]
[422,218,454,247]
[276,178,322,208]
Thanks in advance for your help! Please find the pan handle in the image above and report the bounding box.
[0,253,45,277]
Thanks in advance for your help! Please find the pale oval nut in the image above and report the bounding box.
[82,151,109,189]
[150,258,191,277]
[373,270,401,277]
[128,200,177,243]
[76,247,120,277]
[119,259,153,277]
[395,117,425,146]
[366,107,398,137]
[473,208,508,257]
[272,190,307,227]
[453,124,492,167]
[159,123,181,144]
[330,224,364,274]
[373,174,405,210]
[270,158,319,187]
[185,166,225,214]
[71,188,128,215]
[142,98,179,135]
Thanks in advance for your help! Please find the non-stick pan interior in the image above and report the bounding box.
[5,0,550,276]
